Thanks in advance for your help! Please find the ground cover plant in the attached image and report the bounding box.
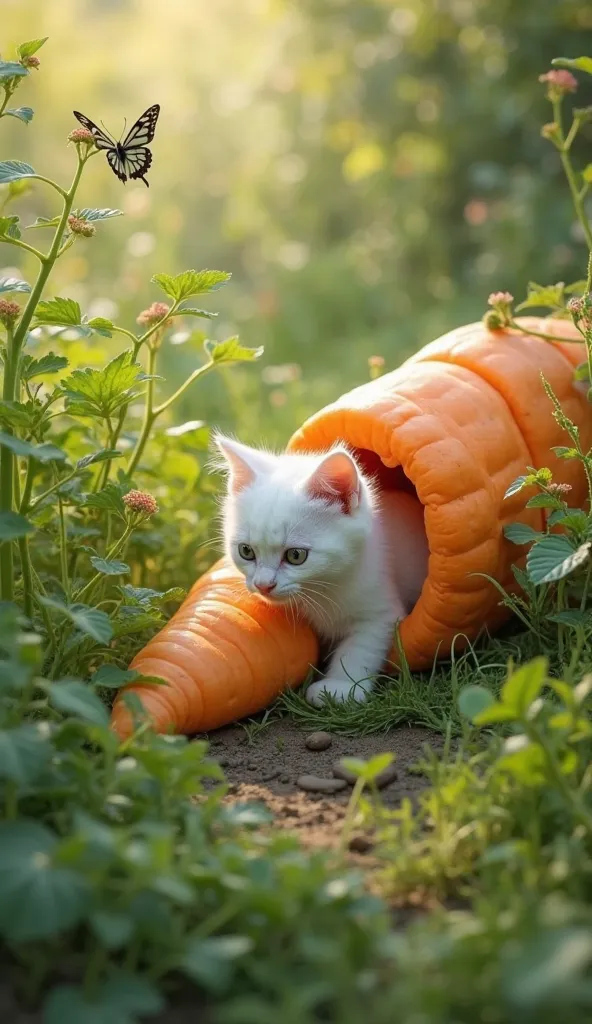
[2,31,592,1024]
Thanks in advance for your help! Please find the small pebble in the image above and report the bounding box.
[348,834,374,854]
[305,731,333,752]
[332,759,398,789]
[247,762,258,771]
[261,769,280,782]
[297,774,348,794]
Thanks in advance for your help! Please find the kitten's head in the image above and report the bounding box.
[215,434,373,603]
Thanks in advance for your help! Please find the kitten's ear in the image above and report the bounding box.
[304,449,362,514]
[214,435,272,494]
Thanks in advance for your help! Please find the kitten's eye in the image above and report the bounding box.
[238,543,256,561]
[284,547,308,566]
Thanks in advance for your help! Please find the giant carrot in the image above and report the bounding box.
[112,317,591,737]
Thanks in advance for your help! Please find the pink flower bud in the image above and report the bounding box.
[68,127,96,146]
[539,70,578,98]
[136,302,173,328]
[0,299,21,328]
[123,490,159,518]
[67,215,95,238]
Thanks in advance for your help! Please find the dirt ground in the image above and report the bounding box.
[207,718,441,851]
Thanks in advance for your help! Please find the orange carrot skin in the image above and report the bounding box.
[111,559,319,738]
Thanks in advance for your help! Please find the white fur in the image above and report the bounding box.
[215,435,429,706]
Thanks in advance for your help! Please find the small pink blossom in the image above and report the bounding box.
[547,482,572,495]
[539,70,578,96]
[136,302,173,328]
[68,215,95,238]
[68,127,95,145]
[123,490,159,518]
[488,291,514,307]
[0,299,20,328]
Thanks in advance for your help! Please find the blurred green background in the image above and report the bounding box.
[3,0,592,447]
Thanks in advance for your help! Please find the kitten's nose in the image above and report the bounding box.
[255,580,277,595]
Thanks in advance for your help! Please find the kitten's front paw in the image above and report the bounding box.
[306,678,371,707]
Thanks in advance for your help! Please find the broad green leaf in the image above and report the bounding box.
[496,740,547,786]
[552,56,592,75]
[0,62,28,81]
[5,106,34,124]
[0,276,30,294]
[89,910,133,950]
[0,510,34,541]
[546,609,588,627]
[181,934,253,993]
[120,584,186,607]
[152,268,231,302]
[74,207,123,222]
[458,684,495,721]
[76,449,121,470]
[0,820,89,942]
[86,316,114,336]
[474,701,519,726]
[0,400,37,431]
[91,665,139,689]
[90,556,130,576]
[553,510,588,534]
[0,431,65,463]
[0,215,21,239]
[0,160,36,182]
[527,536,590,584]
[526,493,564,510]
[49,681,109,726]
[205,336,263,364]
[32,296,82,329]
[516,281,565,312]
[45,972,164,1024]
[83,482,126,518]
[0,724,51,785]
[503,523,542,546]
[501,658,547,714]
[21,351,69,380]
[60,350,143,419]
[40,597,113,645]
[551,446,578,459]
[174,306,218,320]
[504,927,592,1009]
[17,37,48,59]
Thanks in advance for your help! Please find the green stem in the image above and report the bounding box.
[508,319,584,345]
[126,343,157,477]
[153,360,215,417]
[552,98,592,252]
[57,493,69,599]
[2,236,45,262]
[0,327,16,600]
[27,467,77,513]
[75,522,134,605]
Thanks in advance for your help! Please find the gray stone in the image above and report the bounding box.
[296,774,348,794]
[305,731,333,752]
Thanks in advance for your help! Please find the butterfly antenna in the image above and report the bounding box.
[119,116,127,143]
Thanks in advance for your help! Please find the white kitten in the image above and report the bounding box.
[215,435,428,706]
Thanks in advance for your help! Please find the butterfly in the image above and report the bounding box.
[72,104,160,188]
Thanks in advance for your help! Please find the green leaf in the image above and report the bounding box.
[152,268,231,302]
[17,37,48,59]
[474,701,520,726]
[40,598,113,645]
[458,684,495,721]
[205,336,264,364]
[527,536,590,584]
[516,281,565,312]
[32,296,82,329]
[0,431,65,463]
[501,658,547,715]
[83,483,126,518]
[0,724,51,785]
[27,215,60,229]
[0,215,21,240]
[552,56,592,76]
[0,400,37,431]
[174,306,218,320]
[546,609,588,627]
[5,106,34,124]
[181,934,253,993]
[504,475,528,499]
[45,972,164,1024]
[76,449,121,470]
[49,681,109,726]
[503,523,542,546]
[0,821,89,942]
[0,62,28,81]
[61,351,143,419]
[496,739,547,786]
[91,665,139,690]
[0,276,31,294]
[0,511,34,541]
[73,207,123,222]
[526,493,564,510]
[0,160,35,182]
[86,317,114,336]
[21,351,69,380]
[504,927,592,1009]
[89,911,134,950]
[90,556,130,576]
[551,446,578,460]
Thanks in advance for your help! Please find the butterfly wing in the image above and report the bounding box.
[73,110,114,150]
[106,148,128,184]
[121,104,160,148]
[122,147,153,187]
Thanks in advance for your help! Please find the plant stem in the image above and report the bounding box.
[552,98,592,252]
[75,522,134,605]
[508,320,584,346]
[126,343,157,476]
[57,494,69,598]
[0,155,86,606]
